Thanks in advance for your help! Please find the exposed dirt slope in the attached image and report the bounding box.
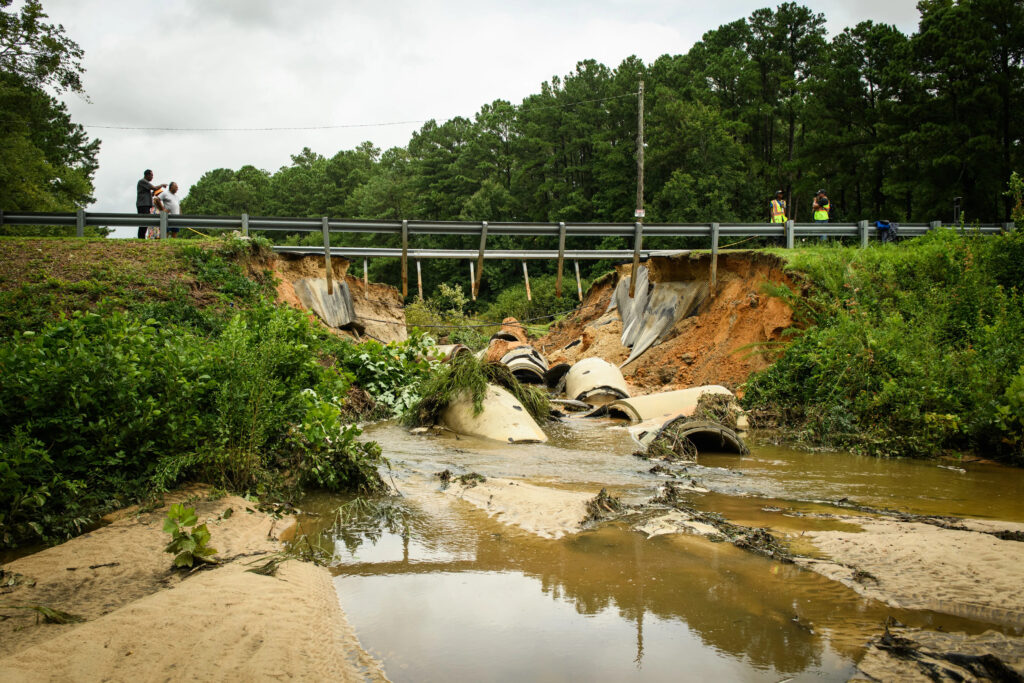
[271,253,407,343]
[538,252,795,394]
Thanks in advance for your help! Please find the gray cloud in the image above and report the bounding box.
[40,0,922,238]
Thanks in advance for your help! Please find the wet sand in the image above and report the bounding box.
[0,487,386,682]
[797,517,1024,628]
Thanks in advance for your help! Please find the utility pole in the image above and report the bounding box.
[636,79,645,220]
[630,79,645,298]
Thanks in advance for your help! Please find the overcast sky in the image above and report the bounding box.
[42,0,922,236]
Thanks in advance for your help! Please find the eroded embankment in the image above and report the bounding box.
[539,251,795,394]
[269,253,407,343]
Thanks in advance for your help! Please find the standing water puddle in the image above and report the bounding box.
[294,422,1024,681]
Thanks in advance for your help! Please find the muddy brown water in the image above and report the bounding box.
[295,422,1024,682]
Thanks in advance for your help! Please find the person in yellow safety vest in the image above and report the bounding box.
[769,190,787,223]
[813,189,831,222]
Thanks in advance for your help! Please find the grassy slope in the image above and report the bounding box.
[0,236,413,549]
[743,229,1024,462]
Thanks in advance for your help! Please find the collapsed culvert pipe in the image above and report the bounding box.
[563,357,630,406]
[635,418,749,457]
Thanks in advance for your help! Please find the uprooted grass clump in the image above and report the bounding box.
[582,488,625,525]
[404,352,549,427]
[649,482,792,562]
[641,424,699,462]
[692,394,740,430]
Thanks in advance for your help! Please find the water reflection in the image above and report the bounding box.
[305,422,1024,680]
[298,494,995,682]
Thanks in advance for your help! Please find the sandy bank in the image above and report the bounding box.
[0,488,386,682]
[796,517,1024,628]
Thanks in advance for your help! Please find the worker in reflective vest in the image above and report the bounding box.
[769,190,787,223]
[813,189,831,222]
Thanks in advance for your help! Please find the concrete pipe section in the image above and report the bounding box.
[563,357,630,406]
[293,278,363,333]
[499,346,549,384]
[604,385,735,423]
[441,385,548,444]
[633,417,749,455]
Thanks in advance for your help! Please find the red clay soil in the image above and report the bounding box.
[269,254,407,343]
[537,252,796,396]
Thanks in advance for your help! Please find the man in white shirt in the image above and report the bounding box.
[155,181,182,238]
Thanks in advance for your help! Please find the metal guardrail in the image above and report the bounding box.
[1,210,1014,299]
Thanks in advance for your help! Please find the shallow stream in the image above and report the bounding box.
[295,421,1024,681]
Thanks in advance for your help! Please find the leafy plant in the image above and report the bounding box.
[163,503,218,568]
[404,352,549,427]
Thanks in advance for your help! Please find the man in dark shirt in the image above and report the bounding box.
[136,170,167,239]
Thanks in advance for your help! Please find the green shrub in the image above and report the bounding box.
[482,274,588,327]
[746,229,1024,461]
[0,301,403,548]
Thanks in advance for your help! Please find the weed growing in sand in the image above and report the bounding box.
[163,504,218,568]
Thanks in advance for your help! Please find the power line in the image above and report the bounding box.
[67,92,639,132]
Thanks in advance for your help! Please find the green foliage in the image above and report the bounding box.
[482,274,588,326]
[0,3,97,213]
[287,390,387,495]
[328,332,438,414]
[0,300,406,548]
[405,283,489,349]
[162,503,217,568]
[405,352,549,427]
[744,230,1024,461]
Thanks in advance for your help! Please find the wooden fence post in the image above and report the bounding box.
[322,216,333,295]
[556,221,566,297]
[401,219,409,298]
[474,221,488,299]
[710,222,720,298]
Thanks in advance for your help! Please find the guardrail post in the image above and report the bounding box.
[474,221,488,299]
[76,209,85,237]
[710,222,720,298]
[1003,222,1016,233]
[785,219,794,249]
[401,219,409,298]
[929,220,941,231]
[523,261,532,301]
[628,221,643,298]
[159,211,168,240]
[556,221,566,298]
[416,260,423,300]
[322,216,333,295]
[0,210,4,230]
[574,260,583,302]
[469,261,476,301]
[241,213,249,237]
[363,257,369,288]
[858,219,869,248]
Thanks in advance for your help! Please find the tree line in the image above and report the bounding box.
[2,1,1023,299]
[179,1,1023,298]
